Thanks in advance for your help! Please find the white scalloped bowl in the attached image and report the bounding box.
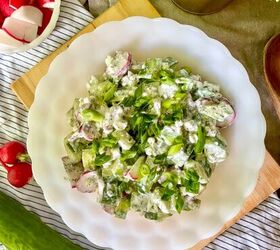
[0,0,61,54]
[27,17,266,250]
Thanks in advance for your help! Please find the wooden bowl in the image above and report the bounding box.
[264,33,280,118]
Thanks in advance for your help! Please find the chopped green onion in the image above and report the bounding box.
[134,97,151,109]
[194,126,206,154]
[95,154,111,166]
[121,149,137,161]
[154,153,167,165]
[121,96,135,106]
[175,92,187,100]
[135,83,143,98]
[161,187,175,201]
[81,109,104,122]
[115,198,130,219]
[162,99,176,109]
[99,136,118,148]
[139,164,150,177]
[144,212,158,220]
[147,123,162,137]
[175,194,184,213]
[168,143,183,156]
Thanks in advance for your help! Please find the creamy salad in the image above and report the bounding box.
[62,51,235,221]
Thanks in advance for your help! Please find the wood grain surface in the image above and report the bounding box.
[264,33,280,119]
[9,0,280,249]
[190,151,280,249]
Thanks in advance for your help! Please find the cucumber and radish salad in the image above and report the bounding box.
[0,0,55,48]
[62,51,235,221]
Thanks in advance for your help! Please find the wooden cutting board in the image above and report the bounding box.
[9,0,280,249]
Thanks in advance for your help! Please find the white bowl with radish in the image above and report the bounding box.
[0,0,60,54]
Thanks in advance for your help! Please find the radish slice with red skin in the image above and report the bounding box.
[68,124,95,142]
[0,29,23,48]
[37,7,52,35]
[9,0,35,10]
[0,1,14,18]
[38,0,55,9]
[3,17,38,42]
[124,171,137,181]
[124,156,145,181]
[9,0,26,10]
[2,27,30,43]
[196,97,236,129]
[11,6,43,26]
[216,98,236,128]
[106,51,132,78]
[76,171,99,193]
[116,52,132,77]
[103,204,114,215]
[0,13,4,27]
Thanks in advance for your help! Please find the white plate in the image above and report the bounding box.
[27,17,266,250]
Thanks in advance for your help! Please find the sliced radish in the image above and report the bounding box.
[116,52,132,77]
[3,17,38,42]
[0,1,14,17]
[11,6,43,26]
[68,123,96,142]
[38,0,55,9]
[9,0,34,10]
[103,204,114,215]
[124,156,145,181]
[216,98,236,128]
[0,29,23,48]
[0,12,4,27]
[196,97,236,128]
[37,7,53,35]
[124,171,138,181]
[76,171,99,193]
[106,51,132,78]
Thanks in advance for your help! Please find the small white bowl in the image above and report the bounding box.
[0,0,61,54]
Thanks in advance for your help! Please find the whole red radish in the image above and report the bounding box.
[0,158,32,188]
[0,141,27,164]
[6,162,33,188]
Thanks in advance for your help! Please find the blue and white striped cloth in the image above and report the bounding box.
[0,1,279,249]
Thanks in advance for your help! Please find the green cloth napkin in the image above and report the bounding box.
[150,0,280,163]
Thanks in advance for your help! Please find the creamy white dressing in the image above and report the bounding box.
[204,142,227,163]
[168,149,188,167]
[158,83,178,99]
[64,52,234,220]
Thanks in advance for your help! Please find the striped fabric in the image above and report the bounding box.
[0,1,279,249]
